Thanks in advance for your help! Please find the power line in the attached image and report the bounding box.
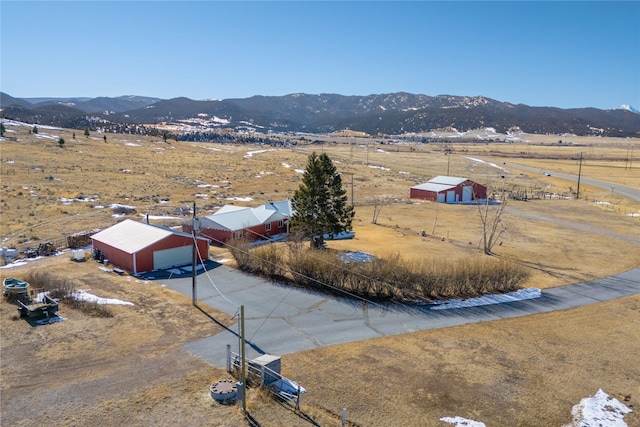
[215,227,434,308]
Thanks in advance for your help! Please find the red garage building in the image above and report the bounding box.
[410,176,487,203]
[91,219,210,274]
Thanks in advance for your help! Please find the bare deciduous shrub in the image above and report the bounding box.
[229,240,531,302]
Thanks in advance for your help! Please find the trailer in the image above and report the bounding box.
[17,295,59,319]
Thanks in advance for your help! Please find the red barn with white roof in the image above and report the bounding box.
[410,176,487,203]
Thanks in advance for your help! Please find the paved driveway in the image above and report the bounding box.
[159,262,640,368]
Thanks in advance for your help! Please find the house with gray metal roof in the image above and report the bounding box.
[184,200,293,245]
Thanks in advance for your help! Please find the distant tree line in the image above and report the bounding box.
[178,131,296,146]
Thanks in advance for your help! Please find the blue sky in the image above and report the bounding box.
[1,1,639,110]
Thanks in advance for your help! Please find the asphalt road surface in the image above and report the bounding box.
[160,262,640,368]
[500,160,640,202]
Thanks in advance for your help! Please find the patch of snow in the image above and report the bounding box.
[244,149,275,159]
[110,203,135,210]
[138,214,180,220]
[563,389,632,427]
[430,288,541,310]
[616,104,639,114]
[294,169,305,174]
[72,290,134,306]
[440,416,486,427]
[466,156,509,172]
[282,163,291,168]
[368,165,390,171]
[35,133,58,140]
[124,142,142,147]
[222,197,253,202]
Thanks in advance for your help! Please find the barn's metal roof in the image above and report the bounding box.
[410,182,455,192]
[411,176,476,192]
[428,176,470,185]
[91,219,194,253]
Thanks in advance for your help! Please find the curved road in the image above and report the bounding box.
[168,161,640,368]
[161,262,640,368]
[500,160,640,202]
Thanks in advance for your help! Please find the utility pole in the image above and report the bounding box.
[191,202,198,306]
[576,152,583,200]
[239,305,247,414]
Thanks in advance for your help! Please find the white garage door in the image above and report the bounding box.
[462,186,473,202]
[446,190,456,203]
[153,246,192,270]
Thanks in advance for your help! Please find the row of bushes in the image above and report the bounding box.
[228,239,530,303]
[23,270,113,317]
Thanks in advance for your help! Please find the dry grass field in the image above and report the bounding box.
[1,122,639,426]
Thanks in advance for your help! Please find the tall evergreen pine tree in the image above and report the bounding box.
[291,152,354,249]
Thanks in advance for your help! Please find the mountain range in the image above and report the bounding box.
[1,92,639,138]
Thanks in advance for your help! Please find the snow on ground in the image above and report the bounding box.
[110,203,136,210]
[442,389,632,427]
[138,214,181,220]
[222,197,253,202]
[2,119,62,130]
[368,164,390,171]
[70,290,134,306]
[466,157,509,173]
[243,149,276,159]
[440,416,485,427]
[35,133,59,140]
[124,142,142,147]
[564,389,632,427]
[430,288,541,310]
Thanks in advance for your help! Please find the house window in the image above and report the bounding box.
[235,230,243,240]
[265,223,271,232]
[278,220,284,228]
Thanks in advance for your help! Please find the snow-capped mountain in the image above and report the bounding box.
[616,104,640,114]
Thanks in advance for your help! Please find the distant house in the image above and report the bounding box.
[410,176,487,203]
[91,219,210,274]
[184,200,293,245]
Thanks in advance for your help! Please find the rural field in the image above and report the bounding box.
[1,121,639,426]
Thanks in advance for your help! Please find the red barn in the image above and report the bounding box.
[91,219,209,274]
[410,176,487,203]
[185,200,292,246]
